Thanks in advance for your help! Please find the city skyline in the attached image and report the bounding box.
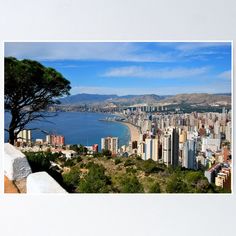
[5,42,232,96]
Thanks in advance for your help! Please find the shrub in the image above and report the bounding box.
[102,149,112,157]
[78,163,111,193]
[64,159,75,167]
[135,156,142,161]
[124,159,134,167]
[149,182,161,193]
[63,167,80,192]
[139,159,159,174]
[76,156,82,163]
[126,167,137,174]
[119,174,144,193]
[25,151,64,187]
[25,152,51,172]
[166,176,188,193]
[115,158,122,165]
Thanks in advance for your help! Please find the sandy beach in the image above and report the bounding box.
[121,122,140,142]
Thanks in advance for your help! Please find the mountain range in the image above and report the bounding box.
[59,93,231,107]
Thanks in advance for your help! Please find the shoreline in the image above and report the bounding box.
[98,117,140,143]
[117,121,140,143]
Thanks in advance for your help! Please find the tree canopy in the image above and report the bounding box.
[5,57,71,144]
[78,163,111,193]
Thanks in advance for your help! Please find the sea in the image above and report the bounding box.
[4,112,130,150]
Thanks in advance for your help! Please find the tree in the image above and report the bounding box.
[78,163,111,193]
[114,158,122,165]
[25,151,64,186]
[101,149,112,157]
[5,57,71,144]
[149,182,161,193]
[139,159,160,174]
[62,167,80,192]
[119,174,144,193]
[166,175,188,193]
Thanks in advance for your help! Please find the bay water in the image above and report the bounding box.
[4,112,130,150]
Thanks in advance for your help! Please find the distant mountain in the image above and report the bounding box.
[160,93,231,105]
[60,93,169,106]
[59,93,231,106]
[59,93,118,105]
[111,94,165,105]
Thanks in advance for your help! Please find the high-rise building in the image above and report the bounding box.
[225,121,231,142]
[162,127,179,167]
[101,137,118,155]
[145,138,152,160]
[46,134,65,146]
[16,129,31,143]
[151,138,159,161]
[162,134,171,166]
[179,130,187,144]
[144,138,159,161]
[182,139,197,169]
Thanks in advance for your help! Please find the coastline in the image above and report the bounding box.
[118,121,140,142]
[99,116,140,143]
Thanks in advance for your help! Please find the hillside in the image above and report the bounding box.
[60,93,169,106]
[159,93,231,106]
[25,152,227,193]
[59,93,231,107]
[60,93,118,105]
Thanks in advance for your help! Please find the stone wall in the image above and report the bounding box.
[4,143,32,180]
[5,143,67,193]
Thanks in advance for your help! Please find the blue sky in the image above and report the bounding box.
[5,42,232,95]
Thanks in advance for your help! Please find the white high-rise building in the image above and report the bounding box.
[225,121,231,142]
[17,129,31,143]
[144,138,159,161]
[162,134,171,166]
[183,139,197,169]
[145,138,152,160]
[214,120,220,136]
[152,138,159,161]
[162,127,179,167]
[101,137,118,155]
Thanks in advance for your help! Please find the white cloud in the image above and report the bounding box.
[176,42,231,52]
[217,70,231,80]
[4,42,172,62]
[5,42,230,64]
[102,66,209,78]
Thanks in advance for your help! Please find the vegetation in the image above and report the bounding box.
[24,152,226,194]
[119,174,144,193]
[62,167,80,192]
[114,158,122,165]
[5,57,71,144]
[78,163,111,193]
[149,182,161,193]
[101,149,112,157]
[25,151,65,187]
[70,144,88,155]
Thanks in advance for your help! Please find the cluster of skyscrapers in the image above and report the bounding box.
[116,107,231,188]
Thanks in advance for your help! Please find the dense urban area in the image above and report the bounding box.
[13,101,232,193]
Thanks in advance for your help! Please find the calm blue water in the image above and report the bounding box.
[4,112,130,150]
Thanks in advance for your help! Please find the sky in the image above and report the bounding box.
[5,42,232,96]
